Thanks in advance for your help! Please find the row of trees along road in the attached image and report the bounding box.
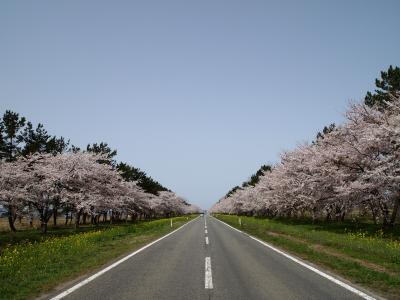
[211,66,400,227]
[0,115,200,233]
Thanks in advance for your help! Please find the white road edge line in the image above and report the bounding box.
[205,257,213,289]
[213,217,376,300]
[50,217,199,300]
[205,236,209,245]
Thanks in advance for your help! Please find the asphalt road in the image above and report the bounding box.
[50,215,372,300]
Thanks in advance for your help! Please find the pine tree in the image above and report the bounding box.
[86,142,117,165]
[117,162,170,195]
[21,122,50,155]
[365,65,400,108]
[0,110,26,161]
[46,136,69,154]
[21,122,69,156]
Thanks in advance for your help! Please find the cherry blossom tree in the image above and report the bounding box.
[212,96,400,226]
[1,149,197,233]
[0,160,29,231]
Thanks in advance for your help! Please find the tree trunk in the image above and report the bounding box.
[389,196,400,226]
[379,201,389,225]
[369,202,378,225]
[7,205,17,232]
[40,208,52,234]
[53,209,57,227]
[340,211,346,222]
[41,222,48,234]
[75,210,82,229]
[325,211,331,221]
[131,213,137,222]
[8,213,16,232]
[8,137,13,161]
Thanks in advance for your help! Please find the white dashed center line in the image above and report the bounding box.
[205,257,213,289]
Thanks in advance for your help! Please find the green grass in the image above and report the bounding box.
[0,216,195,300]
[214,214,400,299]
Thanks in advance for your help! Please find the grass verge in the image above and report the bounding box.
[214,214,400,300]
[0,216,195,300]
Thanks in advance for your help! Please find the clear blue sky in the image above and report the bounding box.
[1,1,399,209]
